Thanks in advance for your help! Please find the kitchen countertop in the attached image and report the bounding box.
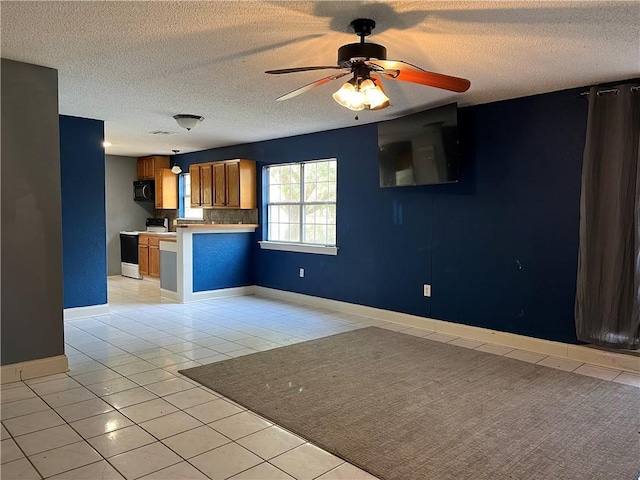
[139,232,177,236]
[120,231,177,236]
[175,224,259,229]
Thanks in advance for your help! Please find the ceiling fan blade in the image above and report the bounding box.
[276,72,350,101]
[370,73,385,90]
[366,60,425,73]
[382,69,471,93]
[266,66,344,74]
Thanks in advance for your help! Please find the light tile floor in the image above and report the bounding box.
[1,276,638,479]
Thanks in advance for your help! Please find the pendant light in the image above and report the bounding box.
[170,150,182,175]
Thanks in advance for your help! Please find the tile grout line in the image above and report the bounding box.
[18,376,134,480]
[7,371,305,480]
[10,380,91,480]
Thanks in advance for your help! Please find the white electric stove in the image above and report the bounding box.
[120,218,169,279]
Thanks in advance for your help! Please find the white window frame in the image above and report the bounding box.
[259,159,338,256]
[180,173,203,220]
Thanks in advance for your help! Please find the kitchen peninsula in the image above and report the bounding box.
[160,224,258,302]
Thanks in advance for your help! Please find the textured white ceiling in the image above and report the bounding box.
[2,1,638,156]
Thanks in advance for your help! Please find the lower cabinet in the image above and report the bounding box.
[138,235,149,276]
[149,237,160,277]
[138,235,160,278]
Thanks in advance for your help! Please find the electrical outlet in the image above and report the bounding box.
[299,268,305,278]
[423,284,431,297]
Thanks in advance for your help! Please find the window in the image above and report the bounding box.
[262,159,337,254]
[179,173,203,220]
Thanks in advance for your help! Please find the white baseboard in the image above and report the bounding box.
[191,286,256,302]
[254,287,640,374]
[1,354,69,384]
[64,303,110,320]
[160,288,181,301]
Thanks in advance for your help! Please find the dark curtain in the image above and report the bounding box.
[575,83,640,349]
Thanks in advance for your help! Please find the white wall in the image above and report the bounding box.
[105,155,153,275]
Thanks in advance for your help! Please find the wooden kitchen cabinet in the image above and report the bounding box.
[138,235,149,275]
[138,234,161,278]
[148,237,160,278]
[213,163,226,207]
[190,163,214,207]
[137,155,169,180]
[212,159,256,209]
[189,159,255,209]
[155,168,178,209]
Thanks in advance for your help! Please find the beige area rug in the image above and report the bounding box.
[180,327,640,480]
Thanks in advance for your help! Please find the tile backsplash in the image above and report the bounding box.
[156,209,259,231]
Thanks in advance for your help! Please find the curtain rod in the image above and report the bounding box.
[580,85,640,96]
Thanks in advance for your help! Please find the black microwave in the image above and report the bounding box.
[133,180,154,201]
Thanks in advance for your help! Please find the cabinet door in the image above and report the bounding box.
[201,164,214,207]
[213,163,226,206]
[153,156,169,171]
[145,157,157,180]
[190,164,201,206]
[239,160,257,209]
[154,169,163,209]
[139,244,149,275]
[139,156,169,180]
[149,246,160,278]
[164,171,178,209]
[155,169,177,209]
[225,161,241,208]
[137,159,146,180]
[144,158,152,179]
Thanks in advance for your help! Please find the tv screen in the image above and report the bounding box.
[378,103,459,187]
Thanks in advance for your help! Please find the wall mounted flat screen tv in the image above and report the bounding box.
[378,102,459,187]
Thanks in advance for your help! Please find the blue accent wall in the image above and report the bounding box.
[431,92,586,343]
[60,115,108,308]
[179,86,589,344]
[193,233,253,292]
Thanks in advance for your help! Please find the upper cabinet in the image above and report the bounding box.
[191,159,256,209]
[214,159,256,209]
[137,155,169,180]
[155,168,178,209]
[190,163,214,208]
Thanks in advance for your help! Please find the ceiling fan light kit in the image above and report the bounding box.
[332,77,389,111]
[362,80,390,110]
[332,80,364,111]
[266,18,470,111]
[173,114,204,131]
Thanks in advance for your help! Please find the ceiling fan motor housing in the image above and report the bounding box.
[338,43,387,67]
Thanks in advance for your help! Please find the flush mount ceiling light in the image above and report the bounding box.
[170,149,182,174]
[266,18,470,111]
[173,114,204,131]
[102,141,112,147]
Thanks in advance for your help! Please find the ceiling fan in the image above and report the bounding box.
[266,18,471,111]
